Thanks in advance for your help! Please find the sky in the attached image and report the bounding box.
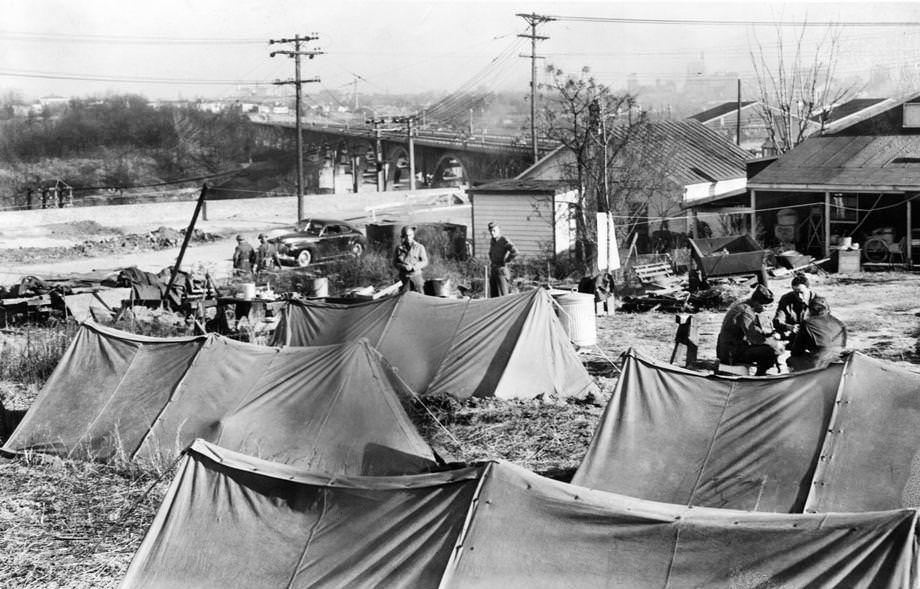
[3,0,920,101]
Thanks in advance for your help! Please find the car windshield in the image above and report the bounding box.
[296,219,324,236]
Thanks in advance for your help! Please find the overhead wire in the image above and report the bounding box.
[544,15,920,28]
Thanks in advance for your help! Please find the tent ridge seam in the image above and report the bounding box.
[801,359,852,513]
[284,486,329,589]
[436,462,492,589]
[129,337,211,461]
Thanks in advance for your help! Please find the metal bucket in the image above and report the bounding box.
[240,283,256,299]
[552,292,597,346]
[425,278,451,297]
[307,277,328,298]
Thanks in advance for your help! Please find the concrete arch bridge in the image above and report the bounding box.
[251,116,548,191]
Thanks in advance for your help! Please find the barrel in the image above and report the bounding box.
[307,277,329,298]
[552,292,597,347]
[425,278,451,297]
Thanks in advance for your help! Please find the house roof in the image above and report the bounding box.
[642,119,750,185]
[468,178,572,194]
[689,101,757,123]
[821,91,920,135]
[820,98,887,124]
[749,134,920,191]
[516,120,748,187]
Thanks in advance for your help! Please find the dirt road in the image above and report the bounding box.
[0,189,470,283]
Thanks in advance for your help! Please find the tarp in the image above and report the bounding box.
[442,461,919,589]
[573,350,920,513]
[273,289,596,400]
[122,440,482,589]
[63,288,131,322]
[123,440,920,589]
[3,322,437,475]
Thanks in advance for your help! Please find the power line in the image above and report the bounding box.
[0,30,265,44]
[545,15,920,27]
[0,68,273,85]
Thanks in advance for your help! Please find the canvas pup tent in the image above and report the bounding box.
[273,289,596,400]
[574,350,920,513]
[3,322,437,475]
[123,440,920,589]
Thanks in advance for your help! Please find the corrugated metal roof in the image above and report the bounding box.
[749,135,920,189]
[638,120,749,185]
[469,178,570,193]
[689,101,756,123]
[516,120,748,187]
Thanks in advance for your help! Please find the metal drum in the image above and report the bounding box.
[552,291,597,347]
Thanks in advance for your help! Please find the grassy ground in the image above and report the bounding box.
[1,269,919,587]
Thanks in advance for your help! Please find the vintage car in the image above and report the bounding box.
[271,218,366,267]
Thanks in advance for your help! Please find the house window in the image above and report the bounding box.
[831,194,857,223]
[903,103,920,128]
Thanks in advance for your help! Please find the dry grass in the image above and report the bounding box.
[0,454,169,589]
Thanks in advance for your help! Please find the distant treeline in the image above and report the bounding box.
[0,95,263,209]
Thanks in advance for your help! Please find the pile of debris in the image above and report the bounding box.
[0,227,222,266]
[619,235,827,314]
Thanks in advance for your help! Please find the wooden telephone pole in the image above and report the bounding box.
[270,34,323,222]
[516,13,553,164]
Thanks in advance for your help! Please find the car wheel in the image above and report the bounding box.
[296,249,312,267]
[351,242,364,257]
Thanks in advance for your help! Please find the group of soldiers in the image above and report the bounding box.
[393,221,517,297]
[717,272,848,375]
[232,222,519,299]
[232,234,278,275]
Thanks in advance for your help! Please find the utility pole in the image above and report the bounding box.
[517,13,554,164]
[736,78,742,146]
[393,115,417,191]
[365,117,390,192]
[270,34,322,222]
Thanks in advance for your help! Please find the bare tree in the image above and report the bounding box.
[539,66,677,274]
[750,23,852,154]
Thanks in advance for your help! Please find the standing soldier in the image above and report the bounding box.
[487,222,518,297]
[232,235,257,276]
[393,226,428,293]
[256,233,278,271]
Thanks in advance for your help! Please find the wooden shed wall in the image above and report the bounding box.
[471,193,556,259]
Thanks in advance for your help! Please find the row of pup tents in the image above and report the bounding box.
[6,288,920,585]
[123,439,919,588]
[3,288,594,468]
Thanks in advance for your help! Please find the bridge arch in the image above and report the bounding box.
[430,153,471,188]
[384,144,411,187]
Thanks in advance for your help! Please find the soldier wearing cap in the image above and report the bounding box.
[787,296,847,371]
[487,222,518,297]
[716,284,780,376]
[393,226,428,293]
[232,234,256,275]
[256,233,278,271]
